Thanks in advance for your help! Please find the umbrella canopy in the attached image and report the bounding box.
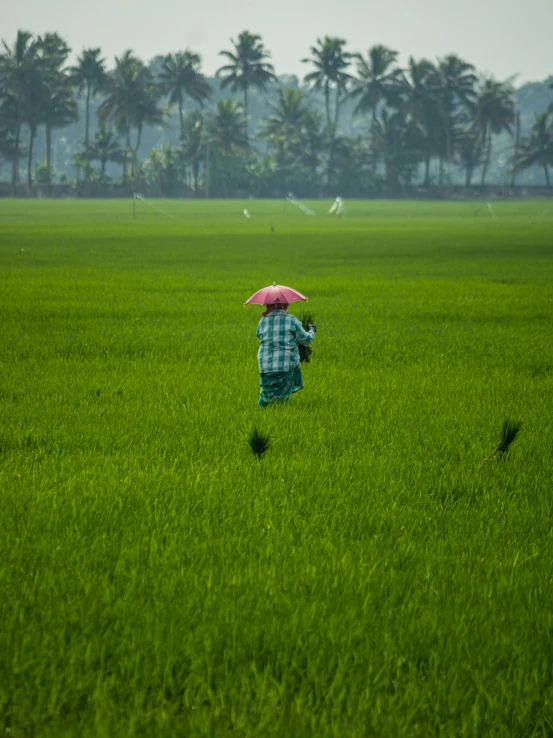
[245,282,308,306]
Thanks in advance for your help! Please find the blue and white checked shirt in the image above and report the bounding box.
[256,311,315,373]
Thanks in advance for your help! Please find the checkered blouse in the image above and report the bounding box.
[256,310,315,373]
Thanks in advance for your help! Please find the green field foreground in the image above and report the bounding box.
[1,199,553,737]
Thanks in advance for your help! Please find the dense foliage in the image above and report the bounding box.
[1,29,552,195]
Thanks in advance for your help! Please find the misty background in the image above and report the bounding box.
[1,0,552,195]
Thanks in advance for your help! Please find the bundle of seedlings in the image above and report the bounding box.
[482,417,523,463]
[248,426,271,458]
[298,310,316,363]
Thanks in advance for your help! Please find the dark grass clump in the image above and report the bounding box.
[483,417,523,463]
[248,427,271,458]
[298,310,316,363]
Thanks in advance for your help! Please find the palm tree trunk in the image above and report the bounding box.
[544,163,551,188]
[327,87,341,182]
[324,84,331,129]
[481,131,492,185]
[369,108,378,175]
[132,125,143,176]
[125,128,132,180]
[244,87,249,146]
[46,125,52,184]
[85,84,91,187]
[12,123,21,192]
[333,87,341,137]
[510,112,520,187]
[445,125,452,183]
[204,140,210,198]
[178,94,184,140]
[27,125,36,193]
[424,157,430,187]
[465,166,472,187]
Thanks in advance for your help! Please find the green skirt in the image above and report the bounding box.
[258,365,304,407]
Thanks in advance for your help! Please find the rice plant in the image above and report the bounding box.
[248,426,271,458]
[298,310,316,363]
[483,417,523,463]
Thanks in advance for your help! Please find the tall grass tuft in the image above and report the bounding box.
[298,310,316,363]
[483,417,523,463]
[248,427,271,458]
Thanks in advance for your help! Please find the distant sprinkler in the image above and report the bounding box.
[328,196,345,215]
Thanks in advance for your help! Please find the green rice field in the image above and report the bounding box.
[1,198,553,737]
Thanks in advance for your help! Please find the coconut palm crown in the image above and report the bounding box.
[216,31,276,145]
[158,51,211,139]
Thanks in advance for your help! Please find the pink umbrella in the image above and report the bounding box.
[245,282,308,306]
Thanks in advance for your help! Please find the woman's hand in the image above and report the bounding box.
[308,323,317,333]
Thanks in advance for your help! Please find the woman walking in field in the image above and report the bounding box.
[245,284,316,408]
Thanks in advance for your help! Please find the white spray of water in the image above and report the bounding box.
[286,193,315,216]
[328,196,345,215]
[133,193,175,220]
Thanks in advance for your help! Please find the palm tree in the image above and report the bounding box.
[0,103,25,177]
[207,99,248,154]
[40,83,78,181]
[23,73,45,192]
[262,88,311,140]
[435,55,477,181]
[88,124,124,176]
[68,49,107,178]
[302,37,353,178]
[179,110,205,193]
[0,31,40,191]
[216,31,276,145]
[370,109,421,190]
[349,45,404,125]
[401,57,442,186]
[457,124,484,186]
[144,143,182,195]
[98,51,165,178]
[511,112,553,187]
[475,78,515,185]
[0,91,23,179]
[33,33,75,186]
[158,51,211,138]
[205,99,250,197]
[262,88,323,194]
[37,32,70,70]
[295,110,325,172]
[331,134,374,195]
[302,37,353,130]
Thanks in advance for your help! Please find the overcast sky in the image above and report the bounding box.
[2,0,552,85]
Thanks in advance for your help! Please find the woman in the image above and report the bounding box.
[256,301,316,407]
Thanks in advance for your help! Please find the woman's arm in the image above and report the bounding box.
[294,319,315,347]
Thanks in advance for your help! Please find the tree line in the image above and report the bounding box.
[1,29,552,197]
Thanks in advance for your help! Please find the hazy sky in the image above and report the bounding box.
[2,0,552,85]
